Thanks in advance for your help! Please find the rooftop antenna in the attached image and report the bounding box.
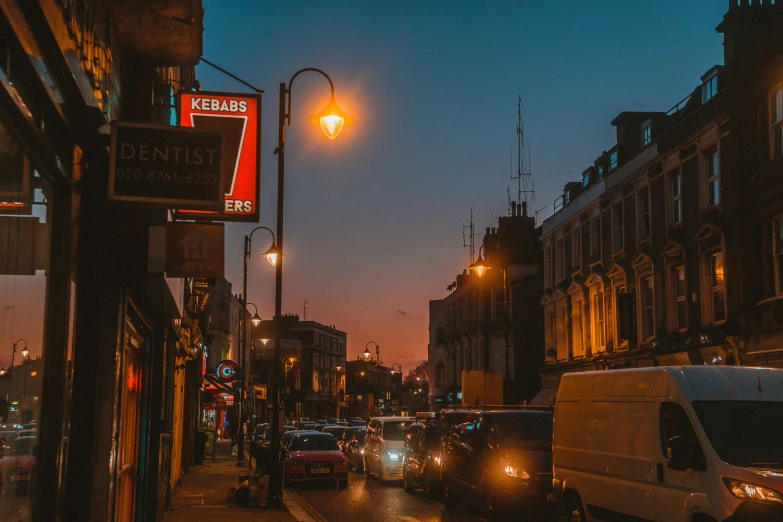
[463,208,478,264]
[301,298,309,321]
[511,95,535,215]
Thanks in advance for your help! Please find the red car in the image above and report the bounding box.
[283,432,348,489]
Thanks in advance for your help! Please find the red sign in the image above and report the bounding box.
[176,92,261,222]
[221,393,235,406]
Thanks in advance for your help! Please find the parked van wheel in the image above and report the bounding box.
[403,470,415,493]
[567,494,586,522]
[442,477,458,510]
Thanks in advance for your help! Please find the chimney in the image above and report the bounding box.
[521,201,527,217]
[511,203,517,217]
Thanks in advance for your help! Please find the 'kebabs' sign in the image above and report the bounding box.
[176,92,261,222]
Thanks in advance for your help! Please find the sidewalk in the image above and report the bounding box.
[162,439,298,522]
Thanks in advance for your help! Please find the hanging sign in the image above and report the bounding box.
[108,122,223,208]
[165,222,225,278]
[215,359,239,383]
[175,91,261,222]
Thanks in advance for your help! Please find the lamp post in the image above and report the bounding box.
[239,227,278,467]
[334,365,343,419]
[245,302,262,470]
[390,363,402,415]
[267,68,352,507]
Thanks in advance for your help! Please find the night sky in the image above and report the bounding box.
[0,1,727,371]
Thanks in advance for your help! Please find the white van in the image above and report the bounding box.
[553,366,783,522]
[363,416,415,482]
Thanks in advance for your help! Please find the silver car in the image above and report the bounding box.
[363,416,415,483]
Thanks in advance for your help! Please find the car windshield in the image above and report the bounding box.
[324,427,347,438]
[290,435,339,451]
[382,421,411,441]
[692,401,783,469]
[492,412,553,451]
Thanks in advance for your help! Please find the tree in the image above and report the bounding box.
[404,360,428,386]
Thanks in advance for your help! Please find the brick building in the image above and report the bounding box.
[538,0,783,401]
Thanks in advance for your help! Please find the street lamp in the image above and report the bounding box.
[247,303,262,327]
[239,227,277,467]
[363,341,380,364]
[3,340,27,412]
[267,68,353,507]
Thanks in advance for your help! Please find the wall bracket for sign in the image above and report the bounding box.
[174,91,262,223]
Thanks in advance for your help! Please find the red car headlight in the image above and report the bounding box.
[289,458,303,466]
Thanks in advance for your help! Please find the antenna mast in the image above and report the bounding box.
[301,298,309,321]
[511,95,535,215]
[463,208,478,264]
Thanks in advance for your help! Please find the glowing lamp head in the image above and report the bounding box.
[21,347,29,359]
[336,366,342,372]
[251,313,262,327]
[362,347,371,359]
[263,243,280,267]
[310,96,353,140]
[469,254,490,279]
[0,367,5,376]
[261,338,270,346]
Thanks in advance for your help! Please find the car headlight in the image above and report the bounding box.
[724,478,783,504]
[289,458,303,466]
[387,452,401,461]
[432,455,442,466]
[360,448,364,455]
[504,465,531,479]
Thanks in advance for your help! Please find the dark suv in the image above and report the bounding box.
[440,409,554,519]
[402,413,444,498]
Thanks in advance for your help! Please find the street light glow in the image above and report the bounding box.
[251,312,262,327]
[263,243,280,267]
[310,96,353,140]
[469,253,490,279]
[21,347,29,359]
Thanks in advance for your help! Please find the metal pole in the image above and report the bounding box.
[267,81,287,508]
[237,237,249,466]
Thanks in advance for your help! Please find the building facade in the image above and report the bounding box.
[429,203,544,408]
[345,357,396,420]
[538,0,783,401]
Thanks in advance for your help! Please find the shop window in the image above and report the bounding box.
[775,215,783,296]
[770,84,783,159]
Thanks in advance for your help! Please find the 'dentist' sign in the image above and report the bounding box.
[108,122,223,209]
[176,91,261,222]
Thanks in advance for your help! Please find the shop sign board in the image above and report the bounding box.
[215,359,239,383]
[165,222,224,278]
[175,92,261,222]
[109,122,223,208]
[221,392,235,406]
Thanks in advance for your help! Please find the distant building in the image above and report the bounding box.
[429,202,544,408]
[537,1,783,402]
[345,357,395,419]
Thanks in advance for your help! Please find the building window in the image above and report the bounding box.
[544,245,552,286]
[435,362,445,388]
[493,289,505,321]
[572,226,581,271]
[775,215,783,296]
[546,309,556,354]
[556,238,564,282]
[597,165,604,177]
[613,202,624,252]
[702,74,718,103]
[770,85,783,159]
[571,298,585,358]
[313,371,320,392]
[673,265,687,331]
[592,289,605,352]
[706,149,720,207]
[609,150,619,171]
[641,119,652,147]
[639,275,654,341]
[615,285,630,347]
[639,186,651,240]
[670,170,682,225]
[591,215,602,258]
[556,305,567,360]
[708,251,726,323]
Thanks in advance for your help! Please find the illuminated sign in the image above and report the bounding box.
[165,222,225,278]
[176,91,261,222]
[215,359,239,383]
[108,122,223,208]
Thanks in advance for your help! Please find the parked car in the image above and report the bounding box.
[322,425,349,443]
[364,416,415,482]
[0,431,18,459]
[297,422,317,431]
[0,436,38,496]
[402,412,443,498]
[349,417,366,426]
[282,432,349,489]
[440,409,554,519]
[553,366,783,522]
[261,425,295,445]
[344,427,367,471]
[253,423,269,442]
